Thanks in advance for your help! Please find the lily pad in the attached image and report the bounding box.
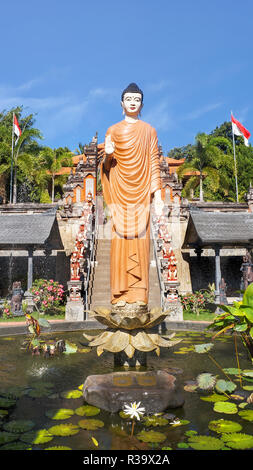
[38,318,51,328]
[238,409,253,422]
[208,419,242,434]
[119,411,131,419]
[75,405,100,417]
[0,431,19,444]
[197,373,216,390]
[0,397,16,408]
[200,393,229,403]
[45,446,72,450]
[194,343,214,354]
[45,408,74,420]
[63,341,78,354]
[3,419,35,433]
[185,430,198,437]
[188,435,224,450]
[48,424,80,436]
[0,409,8,419]
[215,380,237,394]
[0,442,31,450]
[223,368,241,375]
[171,419,190,427]
[143,416,169,427]
[136,430,167,443]
[60,389,83,399]
[221,433,253,450]
[20,429,53,444]
[78,419,104,430]
[242,369,253,377]
[28,382,54,398]
[213,402,238,414]
[177,442,189,449]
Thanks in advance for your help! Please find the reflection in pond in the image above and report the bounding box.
[0,329,253,450]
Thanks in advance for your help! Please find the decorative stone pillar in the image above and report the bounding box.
[65,280,85,321]
[24,245,34,312]
[214,245,221,305]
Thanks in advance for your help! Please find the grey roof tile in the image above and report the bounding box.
[183,210,253,247]
[0,212,57,245]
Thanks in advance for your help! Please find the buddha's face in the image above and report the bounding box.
[121,92,143,117]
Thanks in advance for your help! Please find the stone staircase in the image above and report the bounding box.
[88,231,161,316]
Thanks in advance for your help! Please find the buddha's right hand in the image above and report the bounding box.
[105,135,115,155]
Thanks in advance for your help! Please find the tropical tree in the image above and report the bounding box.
[0,106,43,202]
[74,142,86,155]
[177,133,233,202]
[39,146,73,202]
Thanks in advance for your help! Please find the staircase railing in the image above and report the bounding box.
[151,220,165,311]
[84,200,99,315]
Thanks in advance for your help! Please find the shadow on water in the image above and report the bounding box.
[0,329,253,450]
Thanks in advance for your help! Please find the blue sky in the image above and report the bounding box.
[0,0,252,154]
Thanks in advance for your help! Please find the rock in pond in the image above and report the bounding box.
[83,370,184,413]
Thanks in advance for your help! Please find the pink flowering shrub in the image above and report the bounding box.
[1,301,12,319]
[179,288,215,316]
[30,279,65,314]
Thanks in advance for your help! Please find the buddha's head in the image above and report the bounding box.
[121,82,143,118]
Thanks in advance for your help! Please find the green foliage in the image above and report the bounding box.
[180,286,215,316]
[143,416,169,427]
[75,405,100,417]
[3,419,35,433]
[238,409,253,422]
[221,433,253,450]
[40,189,51,203]
[200,393,229,403]
[60,389,83,399]
[20,429,53,444]
[38,146,73,202]
[136,430,167,443]
[45,408,74,420]
[45,446,72,450]
[208,283,253,359]
[48,423,80,436]
[208,419,242,434]
[187,435,224,450]
[213,401,238,414]
[174,121,253,202]
[78,419,104,430]
[196,373,216,390]
[194,343,214,354]
[215,379,237,394]
[30,278,65,314]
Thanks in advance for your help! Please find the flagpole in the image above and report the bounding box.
[231,111,239,203]
[9,112,15,204]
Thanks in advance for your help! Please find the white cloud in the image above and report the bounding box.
[184,102,222,120]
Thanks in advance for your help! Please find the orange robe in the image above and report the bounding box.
[101,120,161,305]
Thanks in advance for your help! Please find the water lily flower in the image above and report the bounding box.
[123,402,145,421]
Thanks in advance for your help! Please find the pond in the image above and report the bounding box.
[0,328,253,451]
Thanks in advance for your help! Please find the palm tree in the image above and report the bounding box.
[74,142,86,155]
[177,133,233,202]
[39,147,73,202]
[12,125,42,203]
[0,107,43,203]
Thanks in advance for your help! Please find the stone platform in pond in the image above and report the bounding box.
[83,370,184,413]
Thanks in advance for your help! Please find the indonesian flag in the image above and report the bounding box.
[13,114,21,141]
[231,113,251,146]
